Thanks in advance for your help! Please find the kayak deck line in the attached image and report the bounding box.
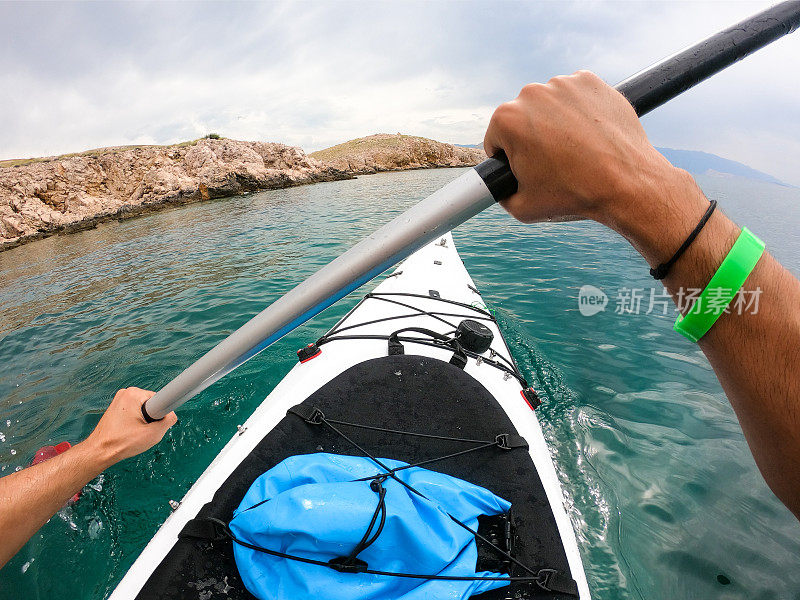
[313,288,530,389]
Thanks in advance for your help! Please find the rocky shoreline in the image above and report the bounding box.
[0,134,485,252]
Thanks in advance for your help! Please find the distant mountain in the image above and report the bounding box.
[655,147,788,186]
[455,143,788,187]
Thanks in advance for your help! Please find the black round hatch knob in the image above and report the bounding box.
[456,319,494,354]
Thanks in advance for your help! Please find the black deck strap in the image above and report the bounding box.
[390,327,451,342]
[389,327,450,357]
[476,513,514,574]
[535,569,580,597]
[650,199,717,280]
[388,337,405,355]
[379,440,500,476]
[328,556,369,574]
[178,517,229,543]
[288,405,325,425]
[324,417,501,445]
[495,433,528,451]
[447,339,468,369]
[449,348,468,369]
[332,477,388,571]
[512,570,580,597]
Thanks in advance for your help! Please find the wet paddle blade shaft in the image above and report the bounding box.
[144,1,800,420]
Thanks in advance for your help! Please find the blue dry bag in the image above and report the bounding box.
[229,452,512,600]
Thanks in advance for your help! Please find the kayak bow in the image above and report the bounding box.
[112,233,592,599]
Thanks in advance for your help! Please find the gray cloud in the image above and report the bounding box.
[1,0,797,185]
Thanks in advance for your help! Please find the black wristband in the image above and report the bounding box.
[650,200,717,280]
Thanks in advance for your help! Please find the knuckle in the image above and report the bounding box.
[519,82,546,98]
[574,69,599,82]
[494,100,516,117]
[490,101,518,126]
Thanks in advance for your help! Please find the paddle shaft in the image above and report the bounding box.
[143,1,800,421]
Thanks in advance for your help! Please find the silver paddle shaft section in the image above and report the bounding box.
[144,169,494,419]
[144,1,800,420]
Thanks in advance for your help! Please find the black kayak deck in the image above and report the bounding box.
[134,355,574,599]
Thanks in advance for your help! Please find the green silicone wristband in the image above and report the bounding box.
[673,227,765,342]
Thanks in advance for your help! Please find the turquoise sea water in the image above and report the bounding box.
[1,168,799,599]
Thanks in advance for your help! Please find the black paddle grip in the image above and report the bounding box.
[475,1,800,202]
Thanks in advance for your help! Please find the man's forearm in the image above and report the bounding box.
[610,165,800,515]
[701,252,800,514]
[0,440,112,567]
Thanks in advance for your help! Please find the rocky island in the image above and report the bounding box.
[0,134,485,251]
[309,133,484,174]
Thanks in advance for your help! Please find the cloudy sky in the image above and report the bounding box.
[1,1,798,185]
